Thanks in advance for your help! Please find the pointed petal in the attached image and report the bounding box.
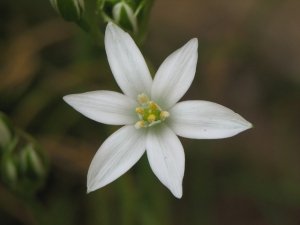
[168,101,252,139]
[151,38,198,109]
[87,125,146,192]
[105,22,152,98]
[146,125,185,198]
[63,91,137,125]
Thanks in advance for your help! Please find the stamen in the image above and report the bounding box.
[160,111,170,120]
[137,93,149,104]
[149,101,158,110]
[134,120,145,129]
[135,107,144,114]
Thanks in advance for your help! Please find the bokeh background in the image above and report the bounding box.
[1,0,300,224]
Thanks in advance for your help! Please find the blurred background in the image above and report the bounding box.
[0,0,300,224]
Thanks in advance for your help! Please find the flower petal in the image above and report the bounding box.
[146,124,185,198]
[168,100,252,139]
[105,22,152,98]
[151,38,198,109]
[63,90,137,125]
[87,125,146,193]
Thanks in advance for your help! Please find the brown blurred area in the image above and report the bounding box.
[0,0,300,225]
[146,1,300,224]
[148,0,300,166]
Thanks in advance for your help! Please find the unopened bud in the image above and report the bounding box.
[112,2,137,33]
[0,112,14,149]
[0,114,48,194]
[98,0,154,41]
[1,156,17,185]
[20,144,46,178]
[50,0,85,21]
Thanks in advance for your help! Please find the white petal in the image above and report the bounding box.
[87,125,146,192]
[168,101,252,139]
[146,124,185,198]
[105,22,152,98]
[151,38,198,109]
[63,91,137,125]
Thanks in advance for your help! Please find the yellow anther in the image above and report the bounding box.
[160,111,170,120]
[135,93,169,129]
[149,101,158,110]
[135,107,144,115]
[137,93,149,104]
[134,120,145,129]
[147,114,156,123]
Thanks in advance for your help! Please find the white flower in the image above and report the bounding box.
[63,22,252,198]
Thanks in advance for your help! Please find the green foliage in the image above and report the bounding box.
[49,0,154,44]
[98,0,154,42]
[50,0,85,21]
[0,112,14,149]
[0,112,48,196]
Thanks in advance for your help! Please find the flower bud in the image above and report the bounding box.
[98,0,154,41]
[0,113,48,194]
[1,155,18,185]
[1,140,48,194]
[112,2,137,33]
[50,0,85,21]
[0,112,14,149]
[19,144,46,179]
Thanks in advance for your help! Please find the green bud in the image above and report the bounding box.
[2,139,48,195]
[112,2,137,33]
[0,112,14,149]
[98,0,154,42]
[1,155,18,185]
[0,113,48,195]
[1,139,48,195]
[50,0,85,21]
[19,144,46,179]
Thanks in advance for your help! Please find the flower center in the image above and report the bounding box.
[134,93,169,129]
